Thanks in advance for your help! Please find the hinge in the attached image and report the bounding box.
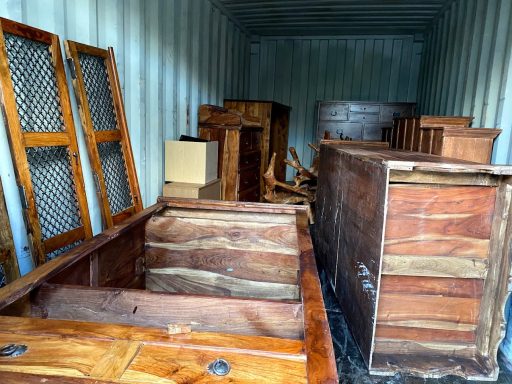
[92,173,101,194]
[18,185,28,209]
[67,57,77,80]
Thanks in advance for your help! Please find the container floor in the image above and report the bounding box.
[319,268,512,384]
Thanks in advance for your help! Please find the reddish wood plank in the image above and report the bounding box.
[380,275,484,298]
[375,324,476,343]
[32,284,304,339]
[377,293,481,325]
[145,247,299,285]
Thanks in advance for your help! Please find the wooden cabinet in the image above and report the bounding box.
[387,115,473,151]
[315,144,512,381]
[198,105,262,202]
[418,126,501,163]
[316,101,415,142]
[224,100,290,196]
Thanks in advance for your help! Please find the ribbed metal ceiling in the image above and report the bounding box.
[217,0,453,36]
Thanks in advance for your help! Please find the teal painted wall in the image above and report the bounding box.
[417,0,512,164]
[249,35,423,176]
[0,0,250,275]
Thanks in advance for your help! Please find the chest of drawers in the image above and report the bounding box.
[198,105,262,202]
[316,101,416,142]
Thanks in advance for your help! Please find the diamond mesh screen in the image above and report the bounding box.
[4,33,65,133]
[97,141,133,215]
[26,146,83,242]
[78,53,118,132]
[0,264,5,288]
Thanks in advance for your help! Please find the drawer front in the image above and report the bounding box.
[350,104,380,113]
[363,123,391,141]
[318,103,349,121]
[349,113,380,123]
[238,168,260,191]
[238,185,260,202]
[380,104,415,123]
[240,131,260,152]
[239,150,261,170]
[318,121,363,141]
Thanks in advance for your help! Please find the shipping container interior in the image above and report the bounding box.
[0,0,511,379]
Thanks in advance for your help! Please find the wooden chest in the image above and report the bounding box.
[0,198,337,383]
[418,126,501,163]
[198,105,263,202]
[387,115,473,151]
[316,101,415,142]
[224,99,290,197]
[315,145,512,380]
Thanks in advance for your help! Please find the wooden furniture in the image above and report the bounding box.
[198,105,263,202]
[0,198,337,383]
[315,145,512,380]
[65,42,142,229]
[387,115,473,151]
[418,126,501,163]
[224,99,290,197]
[0,178,19,286]
[162,179,221,199]
[316,101,415,142]
[0,18,92,265]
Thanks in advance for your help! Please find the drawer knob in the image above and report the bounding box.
[208,358,231,376]
[0,344,27,358]
[330,111,337,116]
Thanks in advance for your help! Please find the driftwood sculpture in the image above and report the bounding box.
[263,146,319,223]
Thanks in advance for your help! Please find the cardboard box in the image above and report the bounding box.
[165,140,218,183]
[162,178,221,200]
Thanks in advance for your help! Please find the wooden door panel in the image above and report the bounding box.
[0,18,92,266]
[65,41,142,229]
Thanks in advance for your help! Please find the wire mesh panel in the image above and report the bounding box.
[78,52,118,132]
[0,264,5,288]
[25,146,83,242]
[4,33,64,133]
[65,41,142,228]
[0,18,92,265]
[97,141,133,215]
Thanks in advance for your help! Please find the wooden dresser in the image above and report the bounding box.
[198,105,262,202]
[224,100,290,197]
[386,115,473,151]
[316,101,415,142]
[418,126,501,163]
[315,144,512,380]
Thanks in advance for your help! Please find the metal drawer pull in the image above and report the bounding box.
[0,344,28,358]
[330,111,337,116]
[208,358,231,376]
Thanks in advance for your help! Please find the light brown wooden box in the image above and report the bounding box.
[164,140,218,184]
[315,144,512,381]
[162,178,221,200]
[390,115,473,151]
[418,126,501,163]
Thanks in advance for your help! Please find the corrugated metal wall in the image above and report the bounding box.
[417,0,512,163]
[0,0,250,274]
[249,35,423,174]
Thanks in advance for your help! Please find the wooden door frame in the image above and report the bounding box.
[0,18,92,266]
[65,41,142,229]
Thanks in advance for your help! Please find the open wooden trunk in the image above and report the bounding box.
[0,198,337,383]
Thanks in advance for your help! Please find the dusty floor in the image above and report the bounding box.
[319,268,512,384]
